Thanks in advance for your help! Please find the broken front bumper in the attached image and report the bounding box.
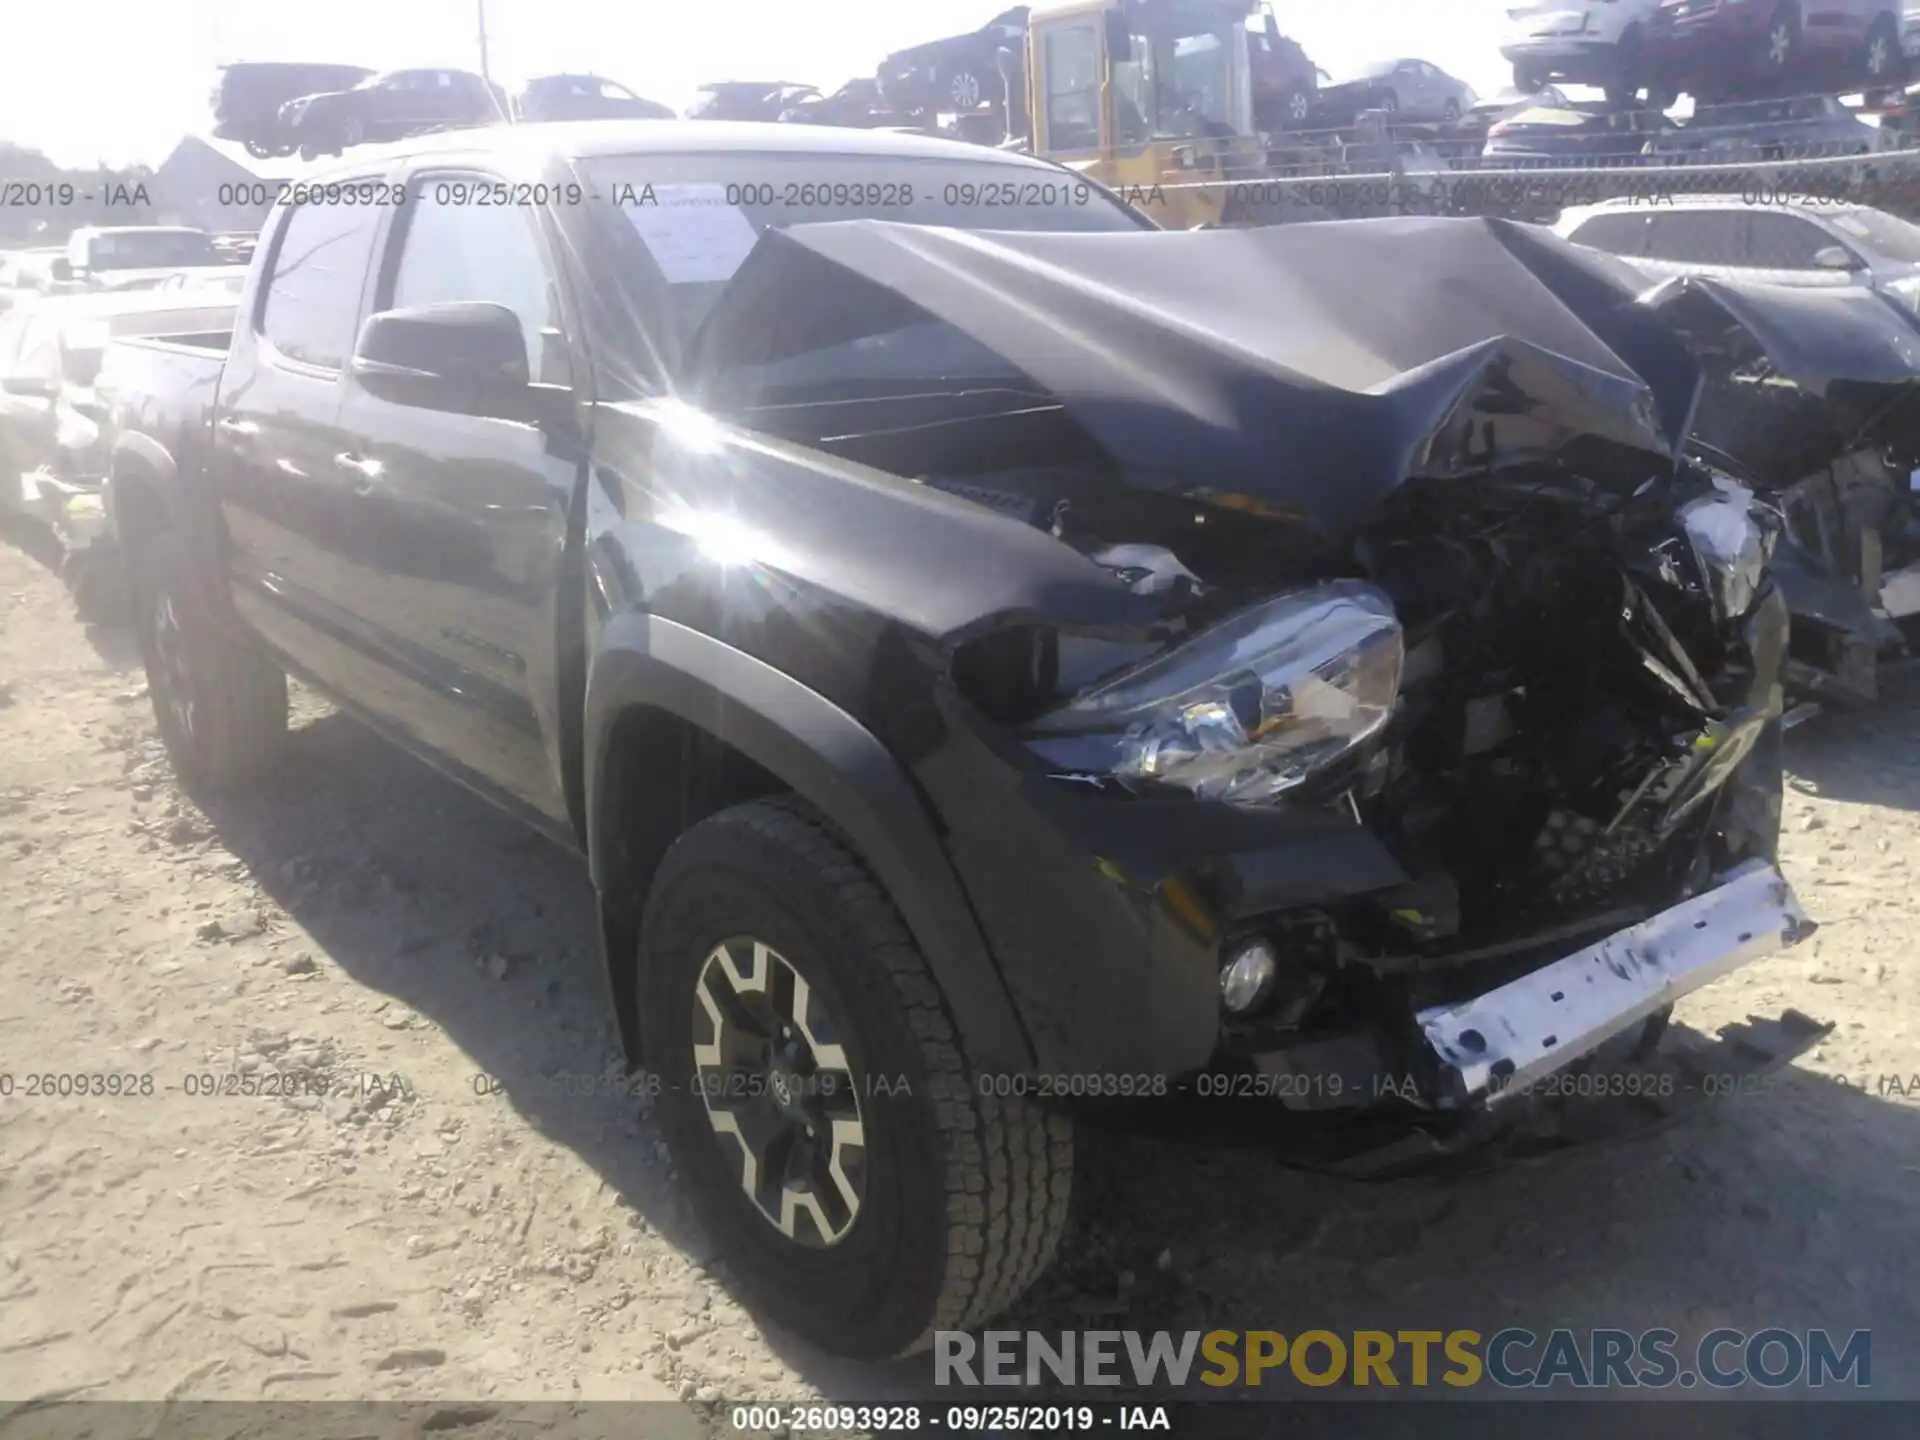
[1418,859,1814,1109]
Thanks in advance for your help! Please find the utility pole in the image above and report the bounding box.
[477,0,492,84]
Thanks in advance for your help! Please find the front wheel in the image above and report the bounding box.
[638,798,1073,1359]
[130,530,287,792]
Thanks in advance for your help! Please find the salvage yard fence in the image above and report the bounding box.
[1143,145,1920,226]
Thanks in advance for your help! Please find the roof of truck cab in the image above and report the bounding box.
[297,119,1067,174]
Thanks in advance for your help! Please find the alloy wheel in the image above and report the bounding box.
[149,590,196,745]
[691,938,867,1248]
[1868,35,1892,77]
[1289,90,1311,124]
[950,69,982,110]
[1768,22,1793,68]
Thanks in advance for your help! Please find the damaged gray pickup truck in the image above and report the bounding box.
[101,124,1826,1360]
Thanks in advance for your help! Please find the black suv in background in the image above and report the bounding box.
[877,5,1029,115]
[279,68,506,159]
[209,61,373,158]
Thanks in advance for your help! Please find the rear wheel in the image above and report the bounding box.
[130,530,286,792]
[638,798,1073,1359]
[944,64,987,112]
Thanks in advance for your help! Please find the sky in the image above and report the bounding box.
[0,0,1517,168]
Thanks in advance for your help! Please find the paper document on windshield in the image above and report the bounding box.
[621,184,764,285]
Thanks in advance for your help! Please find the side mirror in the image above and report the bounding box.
[1103,11,1133,62]
[351,302,532,418]
[50,258,74,283]
[0,373,58,399]
[1813,245,1858,270]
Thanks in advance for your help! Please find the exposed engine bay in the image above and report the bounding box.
[681,214,1826,1144]
[920,456,1783,978]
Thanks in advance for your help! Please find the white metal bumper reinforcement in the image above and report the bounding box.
[1416,859,1816,1108]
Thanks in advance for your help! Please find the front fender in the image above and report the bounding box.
[584,610,1036,1076]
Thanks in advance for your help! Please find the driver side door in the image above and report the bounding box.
[326,169,584,826]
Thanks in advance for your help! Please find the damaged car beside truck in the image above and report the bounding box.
[96,122,1850,1360]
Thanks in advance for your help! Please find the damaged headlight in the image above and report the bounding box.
[1681,486,1774,623]
[1027,580,1403,804]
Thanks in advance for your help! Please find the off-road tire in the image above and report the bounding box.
[638,797,1073,1359]
[129,529,287,792]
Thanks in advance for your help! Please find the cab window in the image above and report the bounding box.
[1043,25,1101,151]
[258,197,385,371]
[379,175,560,382]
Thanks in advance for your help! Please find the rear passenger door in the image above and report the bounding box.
[211,185,395,704]
[325,173,584,826]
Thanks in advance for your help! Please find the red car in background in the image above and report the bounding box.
[1645,0,1904,102]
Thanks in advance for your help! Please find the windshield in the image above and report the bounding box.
[580,151,1146,374]
[1828,208,1920,264]
[84,232,217,271]
[1349,58,1400,80]
[1112,23,1250,143]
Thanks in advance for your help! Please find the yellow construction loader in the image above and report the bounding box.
[1023,0,1336,227]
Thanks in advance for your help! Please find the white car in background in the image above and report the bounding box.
[1502,0,1663,102]
[1554,193,1920,306]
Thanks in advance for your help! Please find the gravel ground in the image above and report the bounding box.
[2,522,1918,1418]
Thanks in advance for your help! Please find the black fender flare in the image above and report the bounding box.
[106,431,230,608]
[584,611,1037,1076]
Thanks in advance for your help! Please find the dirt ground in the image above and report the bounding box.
[3,520,1919,1419]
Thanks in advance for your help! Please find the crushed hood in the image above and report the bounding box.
[1635,275,1920,488]
[687,216,1707,540]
